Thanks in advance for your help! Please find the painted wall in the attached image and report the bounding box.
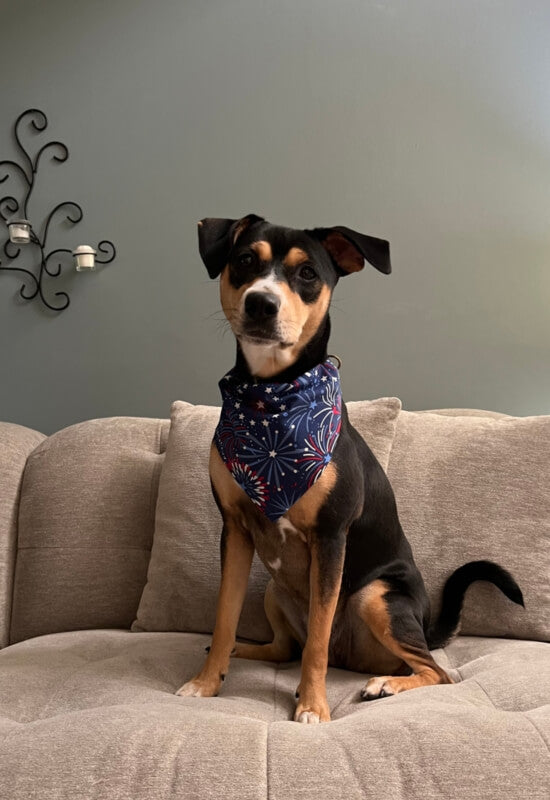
[1,0,549,434]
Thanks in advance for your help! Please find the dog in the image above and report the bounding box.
[176,214,523,723]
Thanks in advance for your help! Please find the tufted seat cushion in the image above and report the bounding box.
[0,629,548,799]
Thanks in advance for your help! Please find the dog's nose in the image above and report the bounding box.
[244,292,280,320]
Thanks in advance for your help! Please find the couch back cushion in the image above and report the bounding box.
[10,417,170,644]
[387,410,550,642]
[132,398,402,642]
[0,423,45,648]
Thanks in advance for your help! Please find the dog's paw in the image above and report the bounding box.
[293,690,331,723]
[294,708,324,724]
[175,675,221,698]
[360,675,396,701]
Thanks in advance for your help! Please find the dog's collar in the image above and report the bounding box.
[214,359,342,521]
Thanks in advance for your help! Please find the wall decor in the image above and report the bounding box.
[0,108,116,311]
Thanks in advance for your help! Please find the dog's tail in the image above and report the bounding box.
[426,560,524,650]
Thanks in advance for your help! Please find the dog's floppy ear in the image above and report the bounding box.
[307,225,391,276]
[198,214,265,278]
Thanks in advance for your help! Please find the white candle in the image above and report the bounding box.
[73,245,96,271]
[8,219,31,244]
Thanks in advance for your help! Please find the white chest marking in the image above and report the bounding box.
[276,518,306,544]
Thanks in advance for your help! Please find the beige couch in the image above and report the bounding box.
[0,405,549,800]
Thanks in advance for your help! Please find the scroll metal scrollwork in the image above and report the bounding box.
[0,108,116,311]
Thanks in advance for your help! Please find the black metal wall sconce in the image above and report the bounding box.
[0,108,116,311]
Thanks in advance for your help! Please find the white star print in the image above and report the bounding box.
[257,401,265,410]
[269,450,277,458]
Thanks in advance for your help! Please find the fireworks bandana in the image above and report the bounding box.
[214,359,342,521]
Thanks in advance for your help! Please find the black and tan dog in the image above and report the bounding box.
[176,214,523,723]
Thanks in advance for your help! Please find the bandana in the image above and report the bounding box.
[214,359,342,521]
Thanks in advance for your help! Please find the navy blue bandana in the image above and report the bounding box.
[214,359,342,521]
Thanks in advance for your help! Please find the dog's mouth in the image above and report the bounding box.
[238,332,292,347]
[233,313,298,349]
[237,326,294,348]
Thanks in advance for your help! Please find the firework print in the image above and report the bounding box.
[227,460,268,511]
[214,359,342,521]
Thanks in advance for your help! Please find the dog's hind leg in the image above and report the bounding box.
[357,578,453,700]
[233,580,300,662]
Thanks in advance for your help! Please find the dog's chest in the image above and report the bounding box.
[251,517,310,599]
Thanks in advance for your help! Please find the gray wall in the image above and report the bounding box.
[1,0,549,435]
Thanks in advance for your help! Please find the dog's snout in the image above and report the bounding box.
[244,291,280,321]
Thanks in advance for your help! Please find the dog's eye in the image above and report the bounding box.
[237,252,254,266]
[299,264,317,281]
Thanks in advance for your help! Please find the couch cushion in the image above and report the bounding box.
[132,397,402,642]
[269,637,550,800]
[0,423,45,648]
[10,417,170,644]
[0,630,548,799]
[387,410,550,641]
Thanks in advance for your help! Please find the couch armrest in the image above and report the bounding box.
[0,422,45,648]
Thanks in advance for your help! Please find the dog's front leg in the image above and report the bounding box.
[294,531,346,723]
[176,519,254,698]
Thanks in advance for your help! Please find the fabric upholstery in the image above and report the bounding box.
[419,408,510,419]
[10,417,170,644]
[132,398,402,641]
[0,423,45,649]
[0,629,548,799]
[2,408,550,798]
[387,409,550,641]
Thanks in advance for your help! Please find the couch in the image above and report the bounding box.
[0,402,548,800]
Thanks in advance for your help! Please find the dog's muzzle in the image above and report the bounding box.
[240,291,282,342]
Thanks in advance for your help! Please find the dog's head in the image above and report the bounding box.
[198,214,391,377]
